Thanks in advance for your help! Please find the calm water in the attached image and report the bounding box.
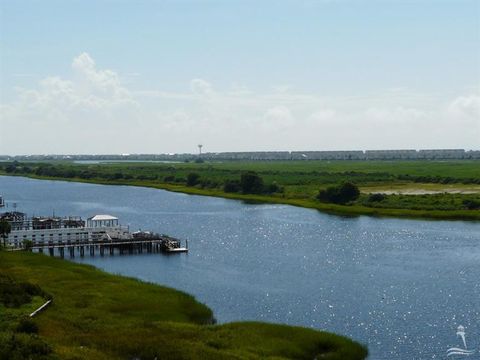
[1,176,479,359]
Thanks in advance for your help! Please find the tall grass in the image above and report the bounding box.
[1,159,479,220]
[0,252,368,360]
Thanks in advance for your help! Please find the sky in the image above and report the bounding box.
[0,0,479,155]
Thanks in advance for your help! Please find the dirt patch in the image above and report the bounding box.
[364,189,479,195]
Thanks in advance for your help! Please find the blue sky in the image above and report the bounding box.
[0,0,479,154]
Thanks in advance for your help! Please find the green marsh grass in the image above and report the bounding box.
[0,251,367,360]
[1,159,479,220]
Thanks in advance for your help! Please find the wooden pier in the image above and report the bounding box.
[30,236,188,258]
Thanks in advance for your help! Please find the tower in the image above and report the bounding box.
[198,144,203,155]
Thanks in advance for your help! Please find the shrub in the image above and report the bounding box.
[136,174,157,181]
[265,182,282,194]
[224,180,241,193]
[0,275,46,308]
[0,332,52,359]
[317,182,360,204]
[16,318,38,334]
[5,164,17,173]
[240,171,264,194]
[368,193,386,202]
[200,180,218,189]
[186,173,200,186]
[22,240,33,250]
[463,199,480,210]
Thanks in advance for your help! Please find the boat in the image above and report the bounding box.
[164,246,189,253]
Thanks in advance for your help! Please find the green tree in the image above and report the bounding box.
[266,182,282,194]
[368,193,386,202]
[463,199,480,210]
[339,182,360,202]
[317,182,360,204]
[186,173,200,186]
[240,171,264,194]
[22,239,34,251]
[223,179,241,193]
[0,219,11,248]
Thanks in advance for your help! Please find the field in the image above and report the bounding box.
[1,160,480,220]
[0,251,367,360]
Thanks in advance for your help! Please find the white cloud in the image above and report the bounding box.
[13,53,137,121]
[190,78,214,96]
[308,109,336,124]
[0,53,478,154]
[448,94,480,120]
[262,106,295,130]
[271,85,291,94]
[229,82,251,96]
[71,52,134,104]
[0,53,142,154]
[365,106,427,124]
[161,110,194,132]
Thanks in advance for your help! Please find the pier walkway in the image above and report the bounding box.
[30,236,188,258]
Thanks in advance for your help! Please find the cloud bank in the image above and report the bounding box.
[0,53,478,154]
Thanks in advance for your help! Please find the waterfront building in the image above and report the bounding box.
[1,212,131,248]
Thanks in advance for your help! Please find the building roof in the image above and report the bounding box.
[88,214,118,221]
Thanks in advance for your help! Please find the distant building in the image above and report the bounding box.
[2,149,477,162]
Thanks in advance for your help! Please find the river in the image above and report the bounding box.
[1,175,479,359]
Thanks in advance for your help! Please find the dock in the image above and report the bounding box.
[29,235,188,258]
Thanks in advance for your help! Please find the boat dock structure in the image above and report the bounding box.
[30,236,188,258]
[0,206,189,257]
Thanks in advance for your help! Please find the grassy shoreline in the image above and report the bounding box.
[2,172,479,221]
[0,251,368,359]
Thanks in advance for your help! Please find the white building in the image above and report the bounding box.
[3,213,131,248]
[87,214,120,228]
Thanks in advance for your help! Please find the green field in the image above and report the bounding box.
[1,160,480,220]
[0,251,367,360]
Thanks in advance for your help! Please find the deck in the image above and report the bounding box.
[29,236,188,258]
